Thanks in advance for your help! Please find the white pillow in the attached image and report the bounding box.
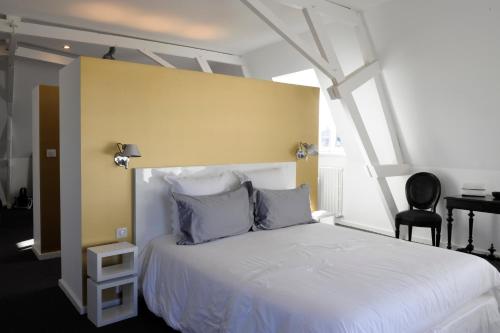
[163,170,241,237]
[234,168,290,190]
[164,170,240,195]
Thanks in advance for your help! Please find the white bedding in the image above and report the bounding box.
[141,223,500,333]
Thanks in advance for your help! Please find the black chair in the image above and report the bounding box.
[395,172,442,247]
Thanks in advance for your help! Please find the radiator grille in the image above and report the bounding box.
[319,167,343,217]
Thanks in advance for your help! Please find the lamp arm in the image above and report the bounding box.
[116,143,124,153]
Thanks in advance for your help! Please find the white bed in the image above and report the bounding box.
[135,163,500,333]
[141,223,500,333]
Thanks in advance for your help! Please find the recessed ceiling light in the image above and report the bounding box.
[63,45,71,50]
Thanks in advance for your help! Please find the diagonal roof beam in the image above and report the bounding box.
[6,34,17,114]
[240,0,339,79]
[334,60,380,97]
[139,49,175,68]
[274,0,359,26]
[302,6,344,83]
[196,56,213,73]
[242,1,402,224]
[15,46,74,66]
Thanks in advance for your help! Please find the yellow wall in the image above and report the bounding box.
[79,57,319,249]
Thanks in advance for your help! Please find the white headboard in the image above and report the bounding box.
[133,162,296,254]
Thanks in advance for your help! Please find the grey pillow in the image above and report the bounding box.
[173,182,254,245]
[254,184,315,230]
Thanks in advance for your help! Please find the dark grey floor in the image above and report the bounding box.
[0,209,178,333]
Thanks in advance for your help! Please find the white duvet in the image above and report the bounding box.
[141,223,500,333]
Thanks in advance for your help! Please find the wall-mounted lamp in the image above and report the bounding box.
[114,143,141,169]
[103,46,116,60]
[296,142,318,160]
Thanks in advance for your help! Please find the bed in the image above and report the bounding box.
[135,163,500,333]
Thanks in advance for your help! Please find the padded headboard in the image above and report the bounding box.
[133,162,296,254]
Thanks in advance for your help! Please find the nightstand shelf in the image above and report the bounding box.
[87,242,137,282]
[87,276,138,327]
[86,242,138,327]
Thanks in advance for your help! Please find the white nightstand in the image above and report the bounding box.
[313,210,335,225]
[86,242,138,327]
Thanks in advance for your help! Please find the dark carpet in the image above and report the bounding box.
[0,209,179,333]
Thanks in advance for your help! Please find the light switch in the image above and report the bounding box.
[46,149,57,158]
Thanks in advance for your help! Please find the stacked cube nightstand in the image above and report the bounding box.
[86,242,138,327]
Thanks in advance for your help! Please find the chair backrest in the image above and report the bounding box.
[405,172,441,211]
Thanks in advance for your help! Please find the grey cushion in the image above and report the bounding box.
[254,184,315,230]
[395,210,442,227]
[173,182,254,245]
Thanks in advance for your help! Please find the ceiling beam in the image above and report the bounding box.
[303,6,344,83]
[15,46,74,66]
[139,49,175,68]
[6,35,16,109]
[241,1,401,225]
[240,0,338,78]
[366,164,411,178]
[195,56,213,73]
[0,18,243,66]
[334,60,380,97]
[273,0,359,26]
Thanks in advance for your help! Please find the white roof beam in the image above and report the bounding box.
[273,0,359,26]
[15,46,74,66]
[240,0,338,78]
[6,35,16,109]
[0,18,243,66]
[139,49,175,68]
[303,6,344,82]
[334,61,380,97]
[366,164,411,179]
[196,56,213,73]
[242,0,403,226]
[356,13,404,164]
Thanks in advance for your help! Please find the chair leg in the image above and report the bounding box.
[436,225,441,248]
[431,227,436,246]
[408,225,413,242]
[395,222,400,239]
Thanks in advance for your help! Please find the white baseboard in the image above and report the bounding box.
[32,246,61,260]
[58,279,86,315]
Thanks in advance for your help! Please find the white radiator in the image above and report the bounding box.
[319,167,343,217]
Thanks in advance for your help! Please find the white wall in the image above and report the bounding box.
[11,58,62,199]
[243,23,398,235]
[365,0,500,251]
[59,59,84,313]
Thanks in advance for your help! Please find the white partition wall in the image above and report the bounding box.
[58,58,85,314]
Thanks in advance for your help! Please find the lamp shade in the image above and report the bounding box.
[306,144,318,156]
[122,144,141,157]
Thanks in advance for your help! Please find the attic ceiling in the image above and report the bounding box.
[0,0,393,57]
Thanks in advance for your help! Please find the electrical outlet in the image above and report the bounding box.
[116,227,128,239]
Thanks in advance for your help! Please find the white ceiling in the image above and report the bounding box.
[0,0,393,56]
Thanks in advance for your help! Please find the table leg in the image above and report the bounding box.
[447,208,453,249]
[465,210,475,253]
